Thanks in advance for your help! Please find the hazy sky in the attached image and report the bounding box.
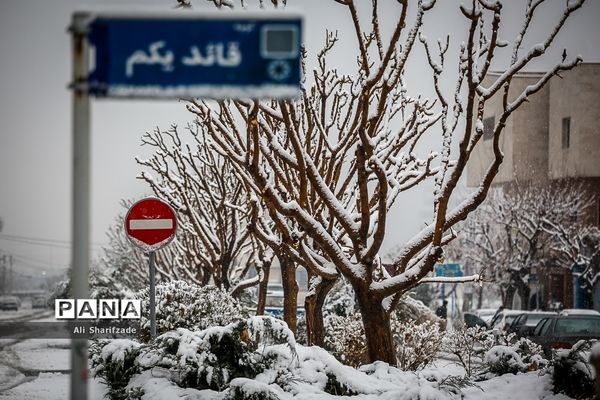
[0,0,598,278]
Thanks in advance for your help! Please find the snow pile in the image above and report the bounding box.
[135,280,247,342]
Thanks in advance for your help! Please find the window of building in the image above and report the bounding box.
[483,116,495,140]
[561,117,570,149]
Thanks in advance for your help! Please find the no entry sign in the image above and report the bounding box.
[125,197,177,251]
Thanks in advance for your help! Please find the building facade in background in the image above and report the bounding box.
[467,63,600,310]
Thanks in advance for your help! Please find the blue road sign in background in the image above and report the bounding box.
[85,13,302,99]
[435,263,464,278]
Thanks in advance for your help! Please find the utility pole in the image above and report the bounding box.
[0,254,6,295]
[69,12,91,400]
[8,255,13,294]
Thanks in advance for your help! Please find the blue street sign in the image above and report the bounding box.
[83,12,302,99]
[435,263,464,278]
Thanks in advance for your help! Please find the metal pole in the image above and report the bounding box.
[70,12,90,400]
[149,251,157,339]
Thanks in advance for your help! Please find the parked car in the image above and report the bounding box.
[32,295,48,309]
[474,308,497,324]
[530,314,600,357]
[508,311,556,337]
[559,308,600,317]
[489,309,523,331]
[464,312,489,329]
[0,296,20,311]
[265,283,284,307]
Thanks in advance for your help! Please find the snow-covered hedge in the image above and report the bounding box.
[552,339,597,399]
[92,316,457,400]
[135,280,247,342]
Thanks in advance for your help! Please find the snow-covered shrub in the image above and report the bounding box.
[483,335,547,376]
[90,339,142,400]
[92,319,455,399]
[394,319,443,371]
[442,325,495,377]
[136,316,295,391]
[295,314,308,345]
[552,339,597,399]
[136,280,246,342]
[325,312,442,370]
[324,313,367,367]
[224,378,281,400]
[484,345,526,375]
[512,337,547,370]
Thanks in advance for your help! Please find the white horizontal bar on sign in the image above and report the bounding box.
[129,219,173,230]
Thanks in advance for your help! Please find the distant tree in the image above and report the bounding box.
[549,221,600,295]
[454,182,597,309]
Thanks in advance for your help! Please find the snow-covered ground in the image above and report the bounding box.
[421,359,573,400]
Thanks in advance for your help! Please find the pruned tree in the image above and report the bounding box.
[454,182,596,309]
[165,0,584,363]
[137,125,259,292]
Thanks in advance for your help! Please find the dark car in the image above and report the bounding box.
[489,310,523,331]
[464,312,489,329]
[531,314,600,357]
[508,311,556,337]
[0,296,20,311]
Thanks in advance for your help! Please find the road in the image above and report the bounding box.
[0,300,108,399]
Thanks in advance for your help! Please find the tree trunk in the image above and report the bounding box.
[221,258,231,291]
[280,254,298,334]
[354,284,397,365]
[200,264,212,286]
[305,274,336,346]
[504,285,516,308]
[477,285,483,309]
[517,280,531,311]
[256,259,271,316]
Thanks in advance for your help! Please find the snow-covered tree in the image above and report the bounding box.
[137,125,258,292]
[178,0,585,364]
[137,125,305,332]
[547,220,600,295]
[453,182,597,309]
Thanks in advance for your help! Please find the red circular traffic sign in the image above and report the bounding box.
[125,197,177,251]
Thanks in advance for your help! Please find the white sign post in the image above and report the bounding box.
[124,197,177,340]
